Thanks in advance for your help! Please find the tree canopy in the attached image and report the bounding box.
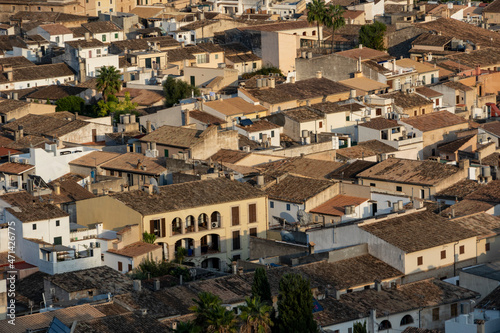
[96,66,122,102]
[163,76,200,107]
[276,274,318,333]
[252,268,272,304]
[307,0,327,46]
[359,21,387,51]
[55,96,85,113]
[324,4,345,51]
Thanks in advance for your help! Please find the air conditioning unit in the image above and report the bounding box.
[211,222,219,228]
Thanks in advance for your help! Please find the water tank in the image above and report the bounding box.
[302,130,309,138]
[256,79,262,88]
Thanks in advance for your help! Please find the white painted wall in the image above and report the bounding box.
[268,199,303,225]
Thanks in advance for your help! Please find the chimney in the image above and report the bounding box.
[182,109,190,126]
[74,112,78,120]
[232,261,237,274]
[374,280,382,291]
[12,92,18,100]
[308,241,315,254]
[136,159,143,170]
[257,174,264,187]
[154,279,160,291]
[53,182,61,195]
[228,172,235,181]
[290,76,296,84]
[18,125,23,139]
[146,120,152,134]
[315,71,322,79]
[268,78,275,88]
[133,280,142,292]
[4,66,13,81]
[359,44,363,49]
[84,32,90,41]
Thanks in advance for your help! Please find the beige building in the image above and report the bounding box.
[399,110,470,158]
[357,158,468,200]
[76,177,267,271]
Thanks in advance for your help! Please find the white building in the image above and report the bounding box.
[236,119,282,147]
[29,24,82,47]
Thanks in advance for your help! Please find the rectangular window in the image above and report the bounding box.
[253,62,257,69]
[441,250,446,259]
[318,121,323,128]
[370,183,376,187]
[270,201,274,208]
[451,303,458,317]
[231,206,240,226]
[432,308,439,321]
[102,35,106,42]
[286,204,291,211]
[396,186,402,192]
[486,243,490,252]
[53,237,62,245]
[215,54,218,59]
[271,130,275,138]
[459,245,465,254]
[248,204,257,223]
[97,1,100,6]
[417,256,423,266]
[259,133,263,140]
[33,224,37,230]
[128,264,132,272]
[56,220,60,227]
[232,230,240,250]
[250,227,257,237]
[115,33,118,39]
[118,261,123,271]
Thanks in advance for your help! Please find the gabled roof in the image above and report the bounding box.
[209,149,249,164]
[310,195,368,216]
[139,125,203,148]
[204,97,267,116]
[282,107,323,123]
[0,98,30,115]
[265,174,335,203]
[25,85,88,100]
[0,63,74,83]
[66,39,104,49]
[6,201,69,223]
[336,47,391,61]
[10,11,88,23]
[0,162,34,174]
[107,241,162,258]
[447,47,500,69]
[482,0,500,13]
[110,36,180,52]
[401,111,468,132]
[379,91,432,109]
[435,179,481,200]
[359,211,477,252]
[328,160,377,181]
[110,177,265,216]
[476,285,500,310]
[0,56,35,68]
[39,23,73,35]
[359,118,399,130]
[415,86,443,98]
[339,77,389,92]
[256,156,344,180]
[464,179,500,204]
[412,32,452,47]
[481,121,500,137]
[357,158,463,186]
[453,213,500,239]
[336,140,397,161]
[396,58,438,74]
[42,173,95,205]
[437,134,476,154]
[82,21,121,34]
[99,152,166,176]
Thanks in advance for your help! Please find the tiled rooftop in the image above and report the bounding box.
[264,174,335,203]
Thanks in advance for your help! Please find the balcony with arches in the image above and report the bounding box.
[169,211,222,237]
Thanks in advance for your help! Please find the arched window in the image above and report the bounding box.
[198,213,208,230]
[211,211,221,228]
[185,215,195,232]
[172,217,181,235]
[379,320,392,330]
[312,30,316,36]
[302,31,307,36]
[400,315,414,326]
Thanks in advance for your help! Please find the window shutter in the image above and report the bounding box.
[150,220,155,234]
[249,204,256,223]
[161,218,166,237]
[232,207,240,226]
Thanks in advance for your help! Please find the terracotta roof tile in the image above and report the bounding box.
[453,213,500,239]
[336,140,396,161]
[139,125,202,148]
[204,97,267,116]
[481,121,500,137]
[107,241,162,258]
[401,111,468,132]
[100,152,166,176]
[359,117,399,130]
[379,91,433,109]
[265,174,335,203]
[256,156,344,180]
[0,162,34,174]
[82,21,121,33]
[310,194,368,216]
[435,179,481,200]
[415,86,443,98]
[337,47,391,61]
[39,23,73,35]
[6,201,69,222]
[209,149,249,164]
[464,179,500,204]
[69,151,120,167]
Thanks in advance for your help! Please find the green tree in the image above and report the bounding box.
[190,292,223,331]
[96,65,122,102]
[131,257,190,282]
[55,96,85,113]
[359,21,387,51]
[175,247,188,264]
[239,296,273,333]
[207,305,238,333]
[251,268,272,304]
[353,321,367,333]
[97,92,138,118]
[276,274,318,333]
[307,0,327,47]
[173,320,201,333]
[142,231,156,244]
[324,4,345,52]
[163,76,200,107]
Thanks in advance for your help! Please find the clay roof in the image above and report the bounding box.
[6,201,69,222]
[412,32,452,47]
[256,157,344,180]
[107,241,162,258]
[441,199,494,218]
[0,162,34,174]
[337,47,391,61]
[483,0,500,13]
[310,194,368,216]
[238,119,281,132]
[311,101,365,114]
[336,140,397,161]
[379,91,432,110]
[209,149,249,164]
[204,97,267,116]
[464,179,500,204]
[69,151,120,167]
[282,107,323,122]
[416,18,500,48]
[0,56,35,68]
[447,47,500,68]
[115,88,164,106]
[481,121,500,137]
[226,53,262,63]
[238,20,311,32]
[328,160,377,181]
[359,118,399,130]
[189,110,225,125]
[0,304,106,333]
[139,125,202,148]
[129,6,165,19]
[25,85,88,100]
[42,174,95,205]
[100,152,166,176]
[74,312,171,333]
[401,110,468,132]
[453,213,500,239]
[396,58,437,74]
[66,38,104,49]
[437,134,476,154]
[415,86,443,98]
[357,158,463,186]
[435,179,481,200]
[247,77,351,105]
[39,23,73,35]
[110,177,265,215]
[265,174,335,203]
[10,11,88,23]
[360,211,477,252]
[339,77,389,92]
[110,36,180,52]
[436,60,473,73]
[0,63,74,83]
[343,10,364,19]
[82,21,121,33]
[0,98,30,114]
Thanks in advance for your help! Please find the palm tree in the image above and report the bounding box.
[174,320,201,333]
[307,0,327,47]
[239,296,273,333]
[324,4,345,52]
[96,66,121,102]
[207,305,238,333]
[175,247,188,264]
[142,231,156,244]
[190,292,223,330]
